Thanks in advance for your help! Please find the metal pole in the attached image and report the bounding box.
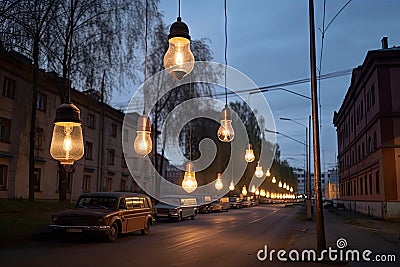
[306,118,311,220]
[309,0,326,252]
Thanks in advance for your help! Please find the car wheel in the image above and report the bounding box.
[107,222,119,242]
[141,220,150,235]
[176,212,182,222]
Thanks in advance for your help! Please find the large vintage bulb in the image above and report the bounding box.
[255,188,260,196]
[242,185,247,196]
[283,182,287,189]
[278,181,283,188]
[266,169,271,177]
[214,173,223,191]
[255,162,264,178]
[266,191,270,198]
[134,115,152,157]
[50,103,84,166]
[229,180,235,191]
[244,143,255,162]
[272,176,276,183]
[217,106,235,142]
[164,17,194,80]
[182,162,197,193]
[290,187,294,193]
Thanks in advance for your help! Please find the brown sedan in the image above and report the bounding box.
[49,192,153,242]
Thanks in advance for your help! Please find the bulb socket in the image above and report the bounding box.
[221,106,232,120]
[137,115,151,132]
[54,103,81,123]
[168,17,191,40]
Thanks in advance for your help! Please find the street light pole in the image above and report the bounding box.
[279,117,311,220]
[308,0,326,252]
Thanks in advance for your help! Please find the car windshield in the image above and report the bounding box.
[77,197,118,210]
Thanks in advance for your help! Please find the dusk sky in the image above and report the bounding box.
[113,0,400,171]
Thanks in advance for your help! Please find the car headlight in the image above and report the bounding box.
[97,217,104,223]
[51,215,58,223]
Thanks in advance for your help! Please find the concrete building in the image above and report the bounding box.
[0,50,141,201]
[293,167,333,198]
[333,37,400,219]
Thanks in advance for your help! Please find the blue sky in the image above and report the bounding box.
[114,0,400,171]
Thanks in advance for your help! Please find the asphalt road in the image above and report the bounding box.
[1,204,305,267]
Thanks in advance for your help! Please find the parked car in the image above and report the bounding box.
[240,198,251,208]
[49,192,153,242]
[229,196,242,209]
[198,203,211,214]
[219,197,230,211]
[323,200,334,209]
[210,201,223,212]
[154,198,198,222]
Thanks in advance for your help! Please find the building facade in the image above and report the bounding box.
[0,50,142,201]
[333,38,400,219]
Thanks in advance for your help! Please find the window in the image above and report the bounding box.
[34,168,41,192]
[34,127,44,156]
[0,164,8,189]
[111,123,117,137]
[2,76,16,99]
[369,174,373,194]
[353,180,356,195]
[108,149,115,165]
[364,175,368,195]
[362,143,365,158]
[120,178,126,191]
[371,85,375,106]
[373,131,377,151]
[360,101,364,120]
[36,92,47,112]
[0,117,11,142]
[121,153,127,168]
[107,178,113,191]
[375,171,380,194]
[83,175,91,192]
[368,136,371,153]
[85,141,93,160]
[360,178,363,195]
[88,114,95,129]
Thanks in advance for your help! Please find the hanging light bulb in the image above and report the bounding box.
[229,180,235,191]
[217,106,235,142]
[266,191,270,198]
[242,185,247,196]
[182,162,197,193]
[50,103,84,166]
[290,187,294,193]
[272,176,276,183]
[244,143,255,162]
[164,17,194,80]
[255,188,260,196]
[134,115,152,157]
[266,169,271,177]
[260,189,266,197]
[250,184,256,193]
[278,181,283,188]
[255,162,264,178]
[215,173,223,191]
[283,182,287,189]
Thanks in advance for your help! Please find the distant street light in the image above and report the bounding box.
[280,116,312,220]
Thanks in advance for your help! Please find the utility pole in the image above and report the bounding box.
[306,115,312,220]
[308,0,326,252]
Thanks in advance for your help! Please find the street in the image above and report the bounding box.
[1,204,399,267]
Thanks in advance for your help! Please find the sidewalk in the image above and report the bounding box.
[287,207,400,266]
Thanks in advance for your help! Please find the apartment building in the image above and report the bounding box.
[0,50,141,201]
[333,38,400,219]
